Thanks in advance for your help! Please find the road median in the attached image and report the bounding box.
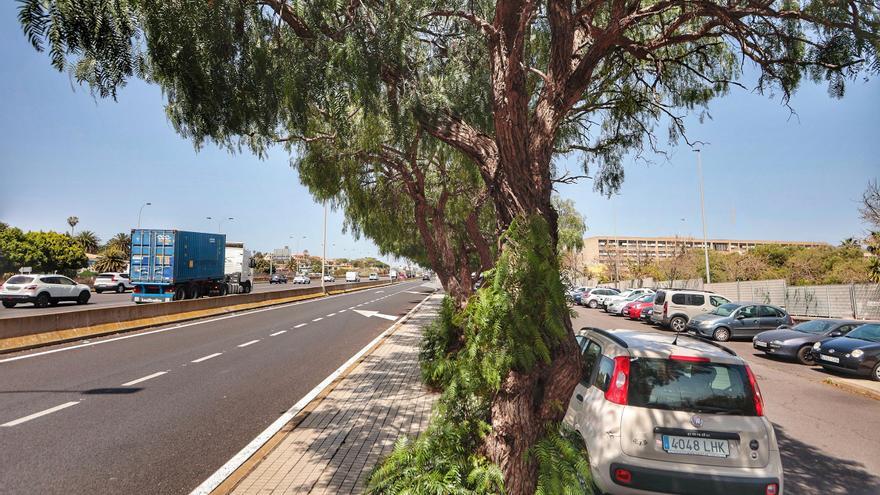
[0,281,391,354]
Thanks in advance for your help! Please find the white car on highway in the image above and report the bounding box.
[93,272,134,293]
[323,274,335,282]
[1,274,92,308]
[369,273,379,281]
[293,274,311,284]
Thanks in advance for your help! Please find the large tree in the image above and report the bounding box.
[19,0,879,492]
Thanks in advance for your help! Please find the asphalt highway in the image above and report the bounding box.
[573,306,880,495]
[0,279,433,494]
[0,278,389,320]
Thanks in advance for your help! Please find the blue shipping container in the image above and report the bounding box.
[129,230,226,284]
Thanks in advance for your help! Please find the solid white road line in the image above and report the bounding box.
[191,353,222,363]
[312,317,323,322]
[238,340,260,348]
[1,401,80,427]
[0,281,415,364]
[122,371,168,387]
[270,331,287,337]
[189,289,437,495]
[294,323,307,329]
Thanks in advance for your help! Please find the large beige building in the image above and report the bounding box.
[580,235,827,266]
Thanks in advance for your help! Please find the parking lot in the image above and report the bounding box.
[572,305,880,495]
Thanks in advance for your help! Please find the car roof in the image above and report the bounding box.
[578,328,742,364]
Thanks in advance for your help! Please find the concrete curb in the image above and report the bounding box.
[822,376,880,401]
[0,282,393,354]
[200,290,441,495]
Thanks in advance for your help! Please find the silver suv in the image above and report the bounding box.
[651,289,731,332]
[93,272,134,293]
[565,328,782,495]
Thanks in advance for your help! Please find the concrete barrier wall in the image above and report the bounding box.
[0,281,385,341]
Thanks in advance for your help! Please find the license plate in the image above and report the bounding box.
[662,435,730,458]
[820,354,840,364]
[754,341,768,348]
[133,296,159,303]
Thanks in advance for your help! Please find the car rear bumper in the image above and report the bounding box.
[607,462,781,495]
[0,294,36,302]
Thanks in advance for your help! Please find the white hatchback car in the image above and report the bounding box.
[293,274,311,284]
[369,273,379,281]
[566,328,782,495]
[322,274,336,282]
[1,274,92,308]
[93,272,134,293]
[605,288,655,315]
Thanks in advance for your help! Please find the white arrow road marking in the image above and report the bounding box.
[404,291,424,294]
[353,309,398,321]
[2,401,80,427]
[122,371,168,386]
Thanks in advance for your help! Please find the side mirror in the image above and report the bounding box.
[249,259,257,268]
[736,314,746,320]
[829,330,843,337]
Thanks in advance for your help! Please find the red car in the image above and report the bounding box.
[625,294,656,320]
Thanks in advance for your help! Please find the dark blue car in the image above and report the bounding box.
[812,323,880,381]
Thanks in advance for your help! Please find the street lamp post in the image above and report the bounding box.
[695,149,711,284]
[322,202,328,291]
[137,202,152,229]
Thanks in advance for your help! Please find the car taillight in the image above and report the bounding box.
[112,276,118,281]
[669,354,710,363]
[765,483,779,495]
[663,301,668,316]
[614,468,632,484]
[24,285,38,290]
[604,356,630,405]
[133,286,141,293]
[746,365,765,416]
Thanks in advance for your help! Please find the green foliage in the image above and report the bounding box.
[105,232,131,257]
[94,246,128,273]
[0,226,87,275]
[74,230,101,254]
[370,216,589,495]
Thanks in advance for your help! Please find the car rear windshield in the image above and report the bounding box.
[654,291,666,304]
[710,303,741,316]
[628,358,757,416]
[96,274,114,278]
[5,276,34,284]
[794,320,836,334]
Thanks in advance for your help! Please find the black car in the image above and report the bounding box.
[812,323,880,381]
[269,274,287,284]
[753,319,862,365]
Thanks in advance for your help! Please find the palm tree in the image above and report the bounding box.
[74,230,101,254]
[94,246,129,273]
[840,237,861,249]
[67,216,79,235]
[107,232,132,257]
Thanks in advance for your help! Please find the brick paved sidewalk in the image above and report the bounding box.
[229,294,442,494]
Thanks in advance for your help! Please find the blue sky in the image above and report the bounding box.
[0,3,877,259]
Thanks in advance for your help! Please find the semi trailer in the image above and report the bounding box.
[129,229,255,303]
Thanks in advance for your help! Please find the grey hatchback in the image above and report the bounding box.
[687,303,794,342]
[752,319,862,364]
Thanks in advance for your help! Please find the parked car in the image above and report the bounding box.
[269,274,288,284]
[812,323,880,381]
[651,289,732,332]
[607,289,655,315]
[346,271,361,283]
[93,272,134,293]
[753,319,862,365]
[566,328,782,495]
[1,274,92,308]
[640,306,654,321]
[686,303,794,342]
[567,286,593,305]
[323,274,336,282]
[421,273,431,281]
[293,274,311,284]
[582,288,620,309]
[624,294,656,320]
[604,288,655,313]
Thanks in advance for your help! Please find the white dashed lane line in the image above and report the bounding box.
[339,310,347,313]
[238,340,260,348]
[312,317,323,322]
[1,401,80,427]
[326,313,336,317]
[192,353,222,363]
[294,323,307,329]
[122,371,168,387]
[270,331,287,337]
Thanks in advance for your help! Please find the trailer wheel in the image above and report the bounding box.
[242,282,251,294]
[173,287,185,301]
[185,285,197,299]
[219,284,228,296]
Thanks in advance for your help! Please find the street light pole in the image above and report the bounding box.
[322,201,328,291]
[695,149,712,284]
[137,202,152,229]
